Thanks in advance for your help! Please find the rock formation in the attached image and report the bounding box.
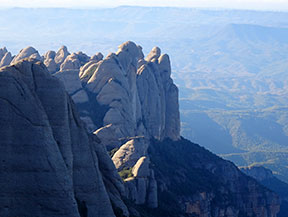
[0,59,128,217]
[43,50,57,73]
[71,41,180,208]
[0,43,282,217]
[0,47,13,67]
[10,46,41,64]
[55,45,70,66]
[0,42,180,209]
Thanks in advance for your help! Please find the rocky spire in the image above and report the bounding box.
[10,46,41,65]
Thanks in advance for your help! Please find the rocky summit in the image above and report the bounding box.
[0,43,282,217]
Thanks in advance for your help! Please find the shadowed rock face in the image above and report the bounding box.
[0,59,127,217]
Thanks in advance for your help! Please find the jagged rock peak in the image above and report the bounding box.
[11,46,41,65]
[90,52,104,62]
[158,53,171,80]
[0,51,12,68]
[60,51,90,71]
[43,50,57,73]
[116,41,142,71]
[0,47,8,58]
[55,45,70,65]
[117,41,140,57]
[145,46,161,62]
[60,53,81,71]
[44,50,56,59]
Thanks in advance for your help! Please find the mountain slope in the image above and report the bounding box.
[149,138,280,217]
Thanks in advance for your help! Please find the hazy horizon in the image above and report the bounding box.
[1,0,288,11]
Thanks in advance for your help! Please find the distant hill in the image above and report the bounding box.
[177,23,288,182]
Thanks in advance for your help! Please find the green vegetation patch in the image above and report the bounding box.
[118,167,133,180]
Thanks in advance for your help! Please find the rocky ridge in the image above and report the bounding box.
[0,44,282,216]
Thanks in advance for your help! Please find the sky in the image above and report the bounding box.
[0,0,288,11]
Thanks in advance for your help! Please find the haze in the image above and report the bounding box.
[1,0,288,11]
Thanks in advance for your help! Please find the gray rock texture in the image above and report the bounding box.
[43,50,57,73]
[0,51,12,67]
[112,138,149,170]
[60,52,90,71]
[0,59,127,217]
[55,45,70,66]
[0,47,13,67]
[0,47,7,60]
[137,52,180,141]
[10,46,41,64]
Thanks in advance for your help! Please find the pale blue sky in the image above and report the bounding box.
[0,0,288,11]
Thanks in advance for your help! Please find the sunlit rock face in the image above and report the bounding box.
[0,59,128,217]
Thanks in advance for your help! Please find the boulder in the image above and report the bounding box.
[112,138,149,170]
